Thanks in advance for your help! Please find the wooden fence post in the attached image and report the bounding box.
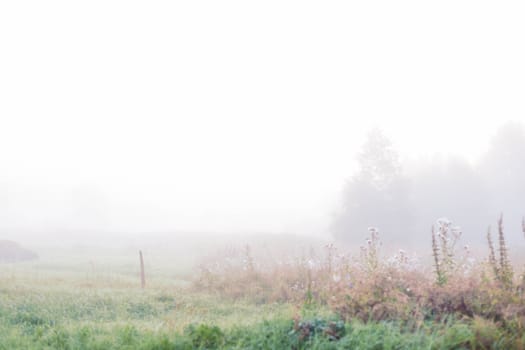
[139,250,146,289]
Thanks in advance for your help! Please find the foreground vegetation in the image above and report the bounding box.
[1,218,524,349]
[3,297,523,350]
[1,277,523,349]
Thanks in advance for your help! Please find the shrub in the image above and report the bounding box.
[193,217,525,331]
[185,324,225,349]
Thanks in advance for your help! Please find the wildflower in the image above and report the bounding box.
[307,259,315,269]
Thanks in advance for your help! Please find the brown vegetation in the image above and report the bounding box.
[194,218,525,331]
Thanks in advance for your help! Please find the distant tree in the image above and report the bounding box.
[480,122,525,190]
[478,122,525,241]
[332,129,413,246]
[410,155,490,244]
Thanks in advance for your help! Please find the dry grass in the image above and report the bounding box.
[194,219,525,331]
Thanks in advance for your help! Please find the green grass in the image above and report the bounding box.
[1,278,522,349]
[2,308,521,350]
[0,263,299,349]
[1,244,524,349]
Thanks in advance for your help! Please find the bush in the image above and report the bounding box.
[185,324,225,349]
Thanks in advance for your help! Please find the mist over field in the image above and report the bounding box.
[1,1,525,349]
[1,1,524,245]
[1,122,525,255]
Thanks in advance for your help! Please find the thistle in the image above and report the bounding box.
[487,226,498,278]
[431,218,461,285]
[432,225,445,285]
[486,215,513,288]
[363,227,380,272]
[497,215,513,287]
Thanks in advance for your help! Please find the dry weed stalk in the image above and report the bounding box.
[487,226,498,278]
[497,215,513,285]
[522,217,525,291]
[360,227,381,273]
[487,215,513,288]
[431,218,461,285]
[243,245,255,273]
[431,225,444,285]
[522,217,525,239]
[194,218,525,324]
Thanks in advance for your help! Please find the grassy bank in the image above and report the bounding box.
[1,225,524,349]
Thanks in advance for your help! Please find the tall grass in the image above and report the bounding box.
[2,217,525,349]
[196,217,525,329]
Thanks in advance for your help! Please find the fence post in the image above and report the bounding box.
[139,250,146,289]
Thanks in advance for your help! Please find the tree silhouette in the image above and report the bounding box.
[479,122,525,241]
[410,155,490,244]
[332,129,412,246]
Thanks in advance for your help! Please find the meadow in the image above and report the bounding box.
[1,221,524,350]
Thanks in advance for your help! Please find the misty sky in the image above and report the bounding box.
[1,1,524,234]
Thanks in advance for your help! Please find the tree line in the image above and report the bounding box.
[331,122,525,248]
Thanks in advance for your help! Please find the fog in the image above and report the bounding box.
[1,1,525,248]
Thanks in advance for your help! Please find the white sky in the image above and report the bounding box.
[1,1,524,234]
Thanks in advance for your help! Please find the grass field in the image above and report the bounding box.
[1,228,524,349]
